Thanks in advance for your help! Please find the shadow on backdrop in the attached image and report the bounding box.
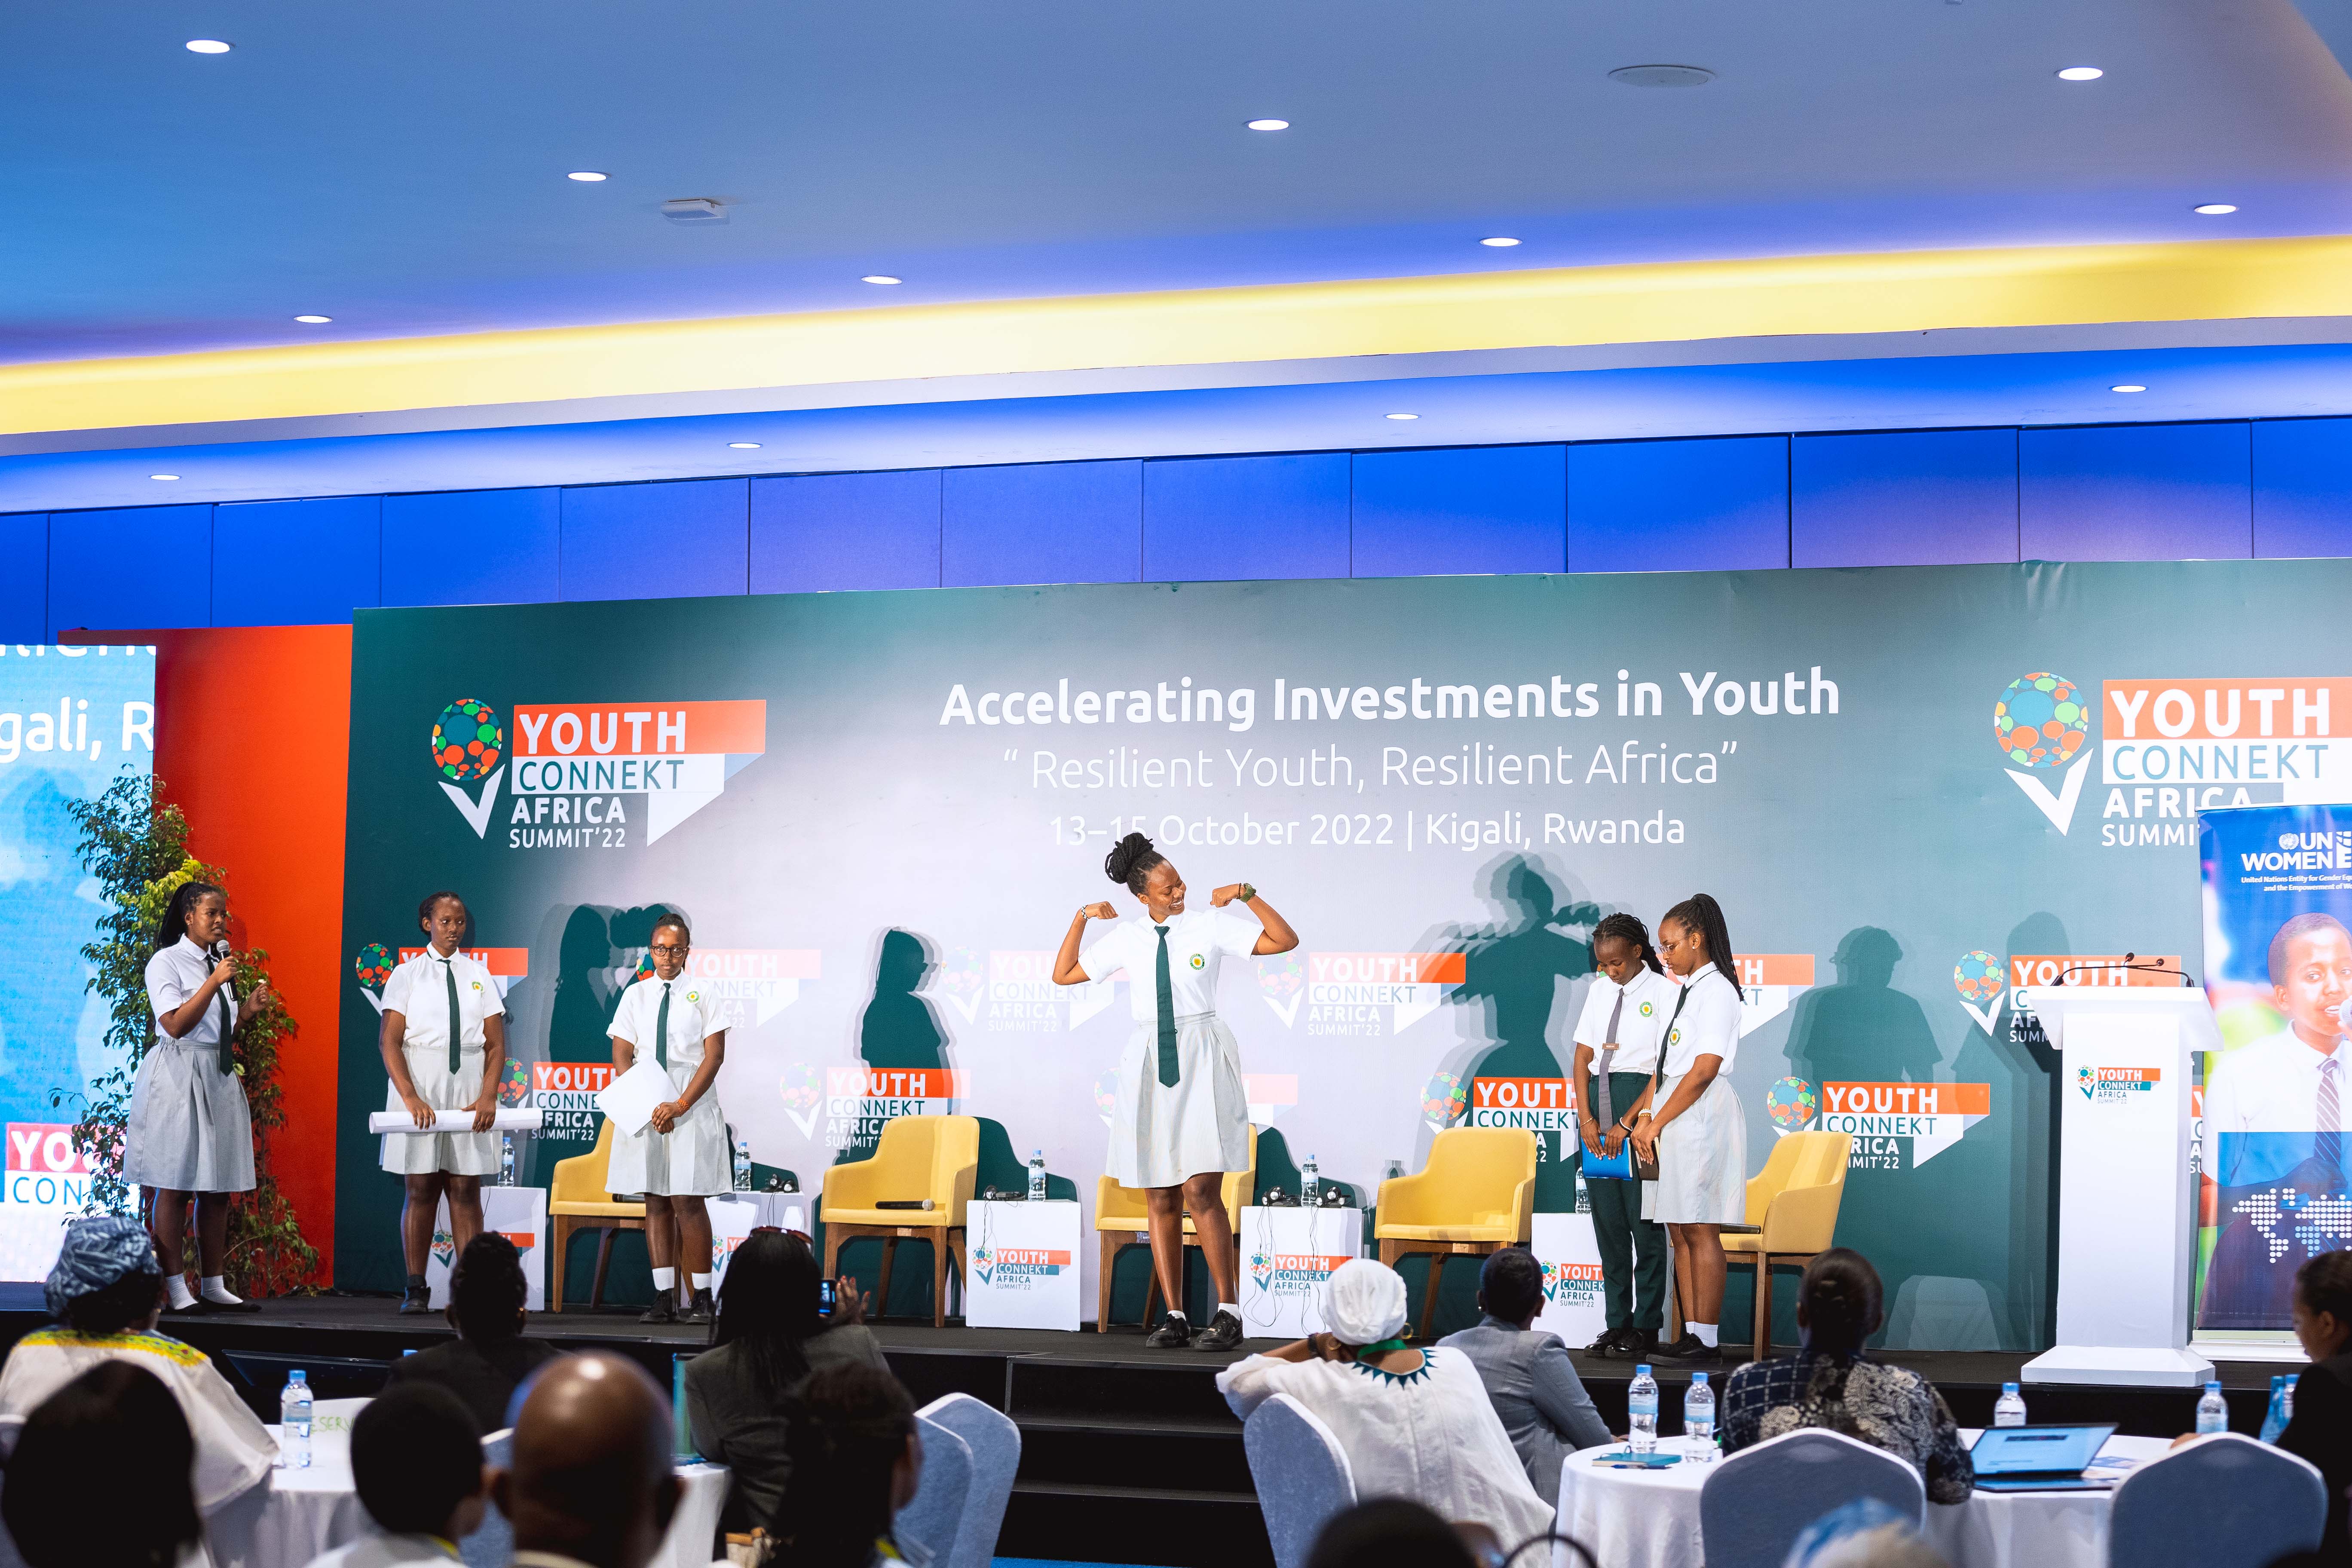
[834,928,959,1319]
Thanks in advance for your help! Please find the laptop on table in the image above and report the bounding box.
[1969,1424,2121,1491]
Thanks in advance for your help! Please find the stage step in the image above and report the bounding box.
[998,1481,1270,1568]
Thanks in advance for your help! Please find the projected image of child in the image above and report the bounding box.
[1053,833,1298,1353]
[2199,912,2352,1329]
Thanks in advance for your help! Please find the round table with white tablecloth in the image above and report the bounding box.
[206,1422,729,1568]
[1554,1430,2171,1568]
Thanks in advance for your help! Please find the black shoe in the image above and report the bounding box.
[1192,1309,1244,1352]
[1620,1328,1657,1360]
[1583,1329,1620,1356]
[202,1294,263,1313]
[1143,1311,1191,1348]
[640,1295,678,1325]
[1652,1333,1721,1363]
[680,1288,715,1325]
[397,1284,432,1315]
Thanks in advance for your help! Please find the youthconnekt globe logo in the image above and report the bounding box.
[1993,672,2087,769]
[431,698,504,782]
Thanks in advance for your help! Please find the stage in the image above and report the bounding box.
[0,1293,2307,1568]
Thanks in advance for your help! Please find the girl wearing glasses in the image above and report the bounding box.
[609,912,731,1324]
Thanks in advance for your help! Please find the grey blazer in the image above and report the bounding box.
[1437,1316,1613,1505]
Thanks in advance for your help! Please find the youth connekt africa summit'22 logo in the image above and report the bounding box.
[428,697,768,847]
[1994,671,2093,834]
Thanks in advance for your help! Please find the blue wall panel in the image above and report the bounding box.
[2020,423,2251,561]
[561,479,747,601]
[1568,436,1787,573]
[1351,446,1565,578]
[211,496,383,626]
[943,460,1141,588]
[750,470,940,593]
[0,516,46,645]
[1142,453,1351,581]
[1793,429,2017,567]
[2253,418,2352,559]
[47,505,211,636]
[382,489,561,607]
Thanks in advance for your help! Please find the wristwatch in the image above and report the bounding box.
[1239,883,1257,904]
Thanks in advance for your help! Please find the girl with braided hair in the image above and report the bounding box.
[1567,912,1675,1357]
[1627,892,1746,1362]
[1052,832,1299,1351]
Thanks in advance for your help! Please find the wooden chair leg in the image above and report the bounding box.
[1097,1234,1116,1332]
[1378,1239,1403,1269]
[591,1228,616,1308]
[875,1237,900,1320]
[931,1232,949,1329]
[1752,1257,1770,1362]
[549,1216,573,1313]
[822,1223,843,1282]
[1419,1253,1446,1340]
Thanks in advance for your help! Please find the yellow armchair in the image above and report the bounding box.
[1723,1129,1852,1359]
[1374,1127,1537,1338]
[1093,1126,1258,1330]
[820,1115,979,1328]
[547,1120,649,1312]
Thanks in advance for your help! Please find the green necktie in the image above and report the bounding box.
[214,980,235,1077]
[1154,925,1179,1088]
[655,982,671,1069]
[442,958,462,1075]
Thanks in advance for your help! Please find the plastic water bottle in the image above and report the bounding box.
[279,1371,312,1469]
[734,1135,752,1192]
[1028,1149,1047,1202]
[1627,1365,1659,1454]
[2261,1374,2288,1443]
[2285,1373,2300,1425]
[1301,1154,1320,1208]
[1994,1382,2027,1427]
[1683,1371,1715,1460]
[2196,1381,2228,1435]
[499,1133,516,1186]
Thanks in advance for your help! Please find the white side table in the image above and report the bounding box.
[966,1198,1082,1329]
[1238,1205,1362,1337]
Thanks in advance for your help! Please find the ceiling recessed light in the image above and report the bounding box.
[2111,383,2148,393]
[727,441,763,450]
[1246,118,1290,131]
[293,314,331,324]
[566,170,608,182]
[1385,413,1419,421]
[184,38,232,53]
[150,474,181,481]
[861,275,903,285]
[1608,64,1715,88]
[2056,66,2104,81]
[2193,203,2238,215]
[1479,236,1521,248]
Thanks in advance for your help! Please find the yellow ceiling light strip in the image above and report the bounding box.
[6,235,2351,436]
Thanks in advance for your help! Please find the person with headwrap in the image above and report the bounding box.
[0,1215,276,1512]
[1214,1258,1554,1546]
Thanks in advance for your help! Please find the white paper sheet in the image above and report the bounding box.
[594,1057,675,1135]
[368,1108,546,1135]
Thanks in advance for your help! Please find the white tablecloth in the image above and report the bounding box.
[208,1425,728,1568]
[1554,1429,2171,1568]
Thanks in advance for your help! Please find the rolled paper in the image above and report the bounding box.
[368,1108,546,1135]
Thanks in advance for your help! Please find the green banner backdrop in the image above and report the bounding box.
[336,561,2349,1345]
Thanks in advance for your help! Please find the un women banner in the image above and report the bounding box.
[334,561,2352,1344]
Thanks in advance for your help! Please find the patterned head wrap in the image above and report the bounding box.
[45,1215,161,1319]
[1319,1257,1409,1347]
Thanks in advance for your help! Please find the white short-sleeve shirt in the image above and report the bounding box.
[610,974,725,1073]
[381,949,505,1053]
[1658,962,1741,1078]
[1078,905,1262,1024]
[146,935,236,1047]
[1569,965,1678,1077]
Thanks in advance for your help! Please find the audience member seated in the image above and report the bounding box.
[1718,1249,1972,1503]
[774,1362,925,1568]
[2,1362,205,1568]
[1216,1258,1554,1546]
[386,1233,562,1433]
[1438,1246,1612,1504]
[1306,1500,1479,1568]
[686,1229,887,1537]
[0,1215,275,1511]
[303,1384,490,1568]
[2270,1249,2352,1556]
[493,1353,682,1568]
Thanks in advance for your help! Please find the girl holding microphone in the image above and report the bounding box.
[378,891,506,1315]
[1053,832,1298,1351]
[128,881,265,1313]
[1627,893,1747,1365]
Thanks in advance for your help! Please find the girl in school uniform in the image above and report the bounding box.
[378,891,507,1315]
[607,912,730,1324]
[1628,892,1748,1365]
[1569,912,1677,1359]
[1051,832,1299,1352]
[127,881,264,1313]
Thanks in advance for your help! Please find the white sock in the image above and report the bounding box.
[200,1276,242,1305]
[691,1273,712,1291]
[1216,1302,1239,1320]
[1691,1322,1718,1348]
[651,1267,676,1291]
[1164,1308,1187,1321]
[165,1276,196,1310]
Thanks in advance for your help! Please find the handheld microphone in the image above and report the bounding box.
[211,939,234,996]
